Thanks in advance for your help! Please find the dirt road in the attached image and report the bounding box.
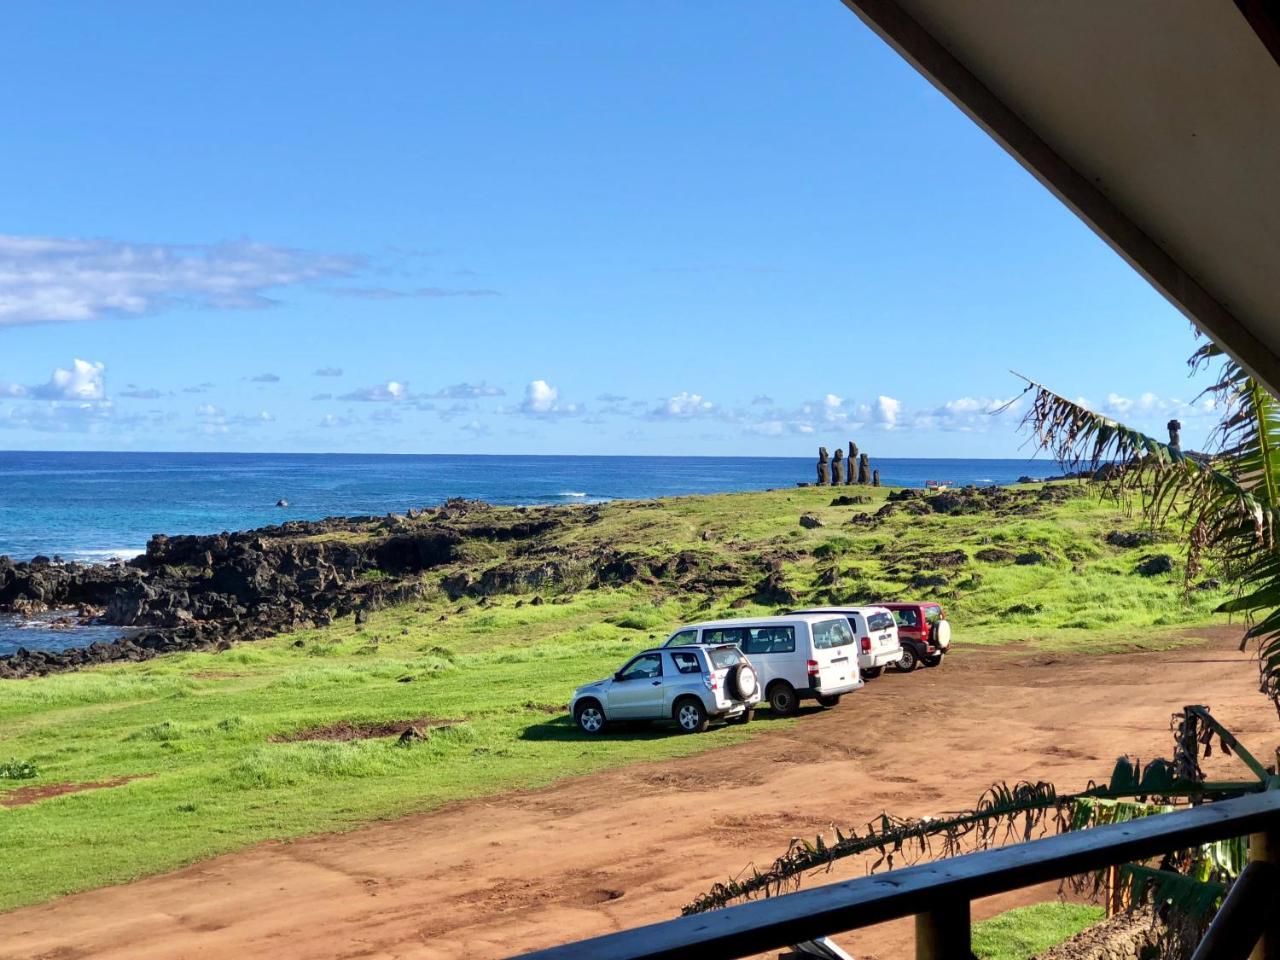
[6,628,1276,960]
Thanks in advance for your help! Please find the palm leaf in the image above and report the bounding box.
[1014,364,1280,710]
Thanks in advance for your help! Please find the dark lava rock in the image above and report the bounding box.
[799,514,824,529]
[1136,554,1176,577]
[975,547,1017,564]
[919,550,967,568]
[1105,530,1158,548]
[354,608,370,626]
[1014,551,1048,566]
[830,495,871,506]
[909,573,949,589]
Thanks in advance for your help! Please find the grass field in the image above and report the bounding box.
[972,902,1105,960]
[0,483,1228,911]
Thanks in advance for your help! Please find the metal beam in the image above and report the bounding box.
[512,790,1280,960]
[837,0,1280,396]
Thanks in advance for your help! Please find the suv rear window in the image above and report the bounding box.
[707,646,742,669]
[925,605,943,624]
[812,618,854,649]
[742,626,795,655]
[670,651,703,674]
[867,612,895,632]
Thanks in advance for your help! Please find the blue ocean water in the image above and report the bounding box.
[0,451,1048,563]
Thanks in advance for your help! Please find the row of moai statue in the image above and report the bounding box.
[817,443,878,486]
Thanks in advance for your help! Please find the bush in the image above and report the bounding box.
[0,758,38,780]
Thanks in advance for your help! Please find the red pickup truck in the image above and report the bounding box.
[874,601,951,671]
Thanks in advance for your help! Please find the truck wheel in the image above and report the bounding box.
[673,698,709,734]
[726,707,756,726]
[896,646,918,672]
[575,700,606,734]
[862,666,883,679]
[816,694,842,708]
[768,681,799,716]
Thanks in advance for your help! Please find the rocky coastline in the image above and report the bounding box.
[0,497,779,679]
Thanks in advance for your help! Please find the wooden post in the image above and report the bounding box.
[1251,825,1280,960]
[916,901,970,960]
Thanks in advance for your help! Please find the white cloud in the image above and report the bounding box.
[28,359,107,401]
[0,234,360,326]
[429,381,505,399]
[340,381,408,402]
[520,379,582,417]
[319,413,357,428]
[247,372,281,383]
[314,367,343,377]
[873,395,901,429]
[650,391,714,419]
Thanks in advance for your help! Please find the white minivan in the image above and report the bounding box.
[662,614,862,715]
[789,606,903,679]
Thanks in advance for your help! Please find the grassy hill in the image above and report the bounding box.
[0,483,1226,910]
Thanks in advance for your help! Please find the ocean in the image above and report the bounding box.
[0,450,1048,654]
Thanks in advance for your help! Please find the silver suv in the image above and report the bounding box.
[570,644,760,734]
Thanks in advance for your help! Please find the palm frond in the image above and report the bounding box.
[1014,369,1280,710]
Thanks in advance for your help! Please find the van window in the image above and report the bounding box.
[666,629,698,647]
[812,618,854,649]
[707,646,743,670]
[743,626,795,655]
[925,605,943,625]
[669,651,703,674]
[701,627,748,647]
[867,612,895,632]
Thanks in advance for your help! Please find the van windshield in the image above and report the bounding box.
[867,612,895,632]
[812,618,854,649]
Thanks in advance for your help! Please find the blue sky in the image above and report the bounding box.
[0,1,1217,457]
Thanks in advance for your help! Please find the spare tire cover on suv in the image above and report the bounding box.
[728,663,758,701]
[933,620,952,649]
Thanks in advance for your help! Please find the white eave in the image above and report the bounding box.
[841,0,1280,391]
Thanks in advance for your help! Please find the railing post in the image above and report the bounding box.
[916,900,970,960]
[1251,825,1280,960]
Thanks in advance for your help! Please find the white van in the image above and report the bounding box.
[789,606,903,679]
[662,614,862,716]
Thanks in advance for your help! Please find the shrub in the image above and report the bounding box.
[0,758,38,780]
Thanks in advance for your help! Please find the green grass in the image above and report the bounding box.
[973,902,1105,960]
[0,483,1229,912]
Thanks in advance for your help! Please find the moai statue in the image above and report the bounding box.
[830,448,844,486]
[1167,419,1183,460]
[846,442,857,484]
[817,447,830,486]
[872,469,881,487]
[858,453,871,485]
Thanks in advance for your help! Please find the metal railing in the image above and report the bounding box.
[513,789,1280,960]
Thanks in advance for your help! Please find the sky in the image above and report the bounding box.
[0,1,1220,458]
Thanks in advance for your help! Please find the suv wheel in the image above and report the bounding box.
[728,663,759,701]
[896,646,918,672]
[674,698,709,734]
[575,700,606,734]
[768,681,799,716]
[726,707,755,726]
[816,694,842,708]
[923,654,944,668]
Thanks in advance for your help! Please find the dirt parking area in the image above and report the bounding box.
[4,627,1275,960]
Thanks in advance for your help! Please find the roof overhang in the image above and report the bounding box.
[840,0,1280,392]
